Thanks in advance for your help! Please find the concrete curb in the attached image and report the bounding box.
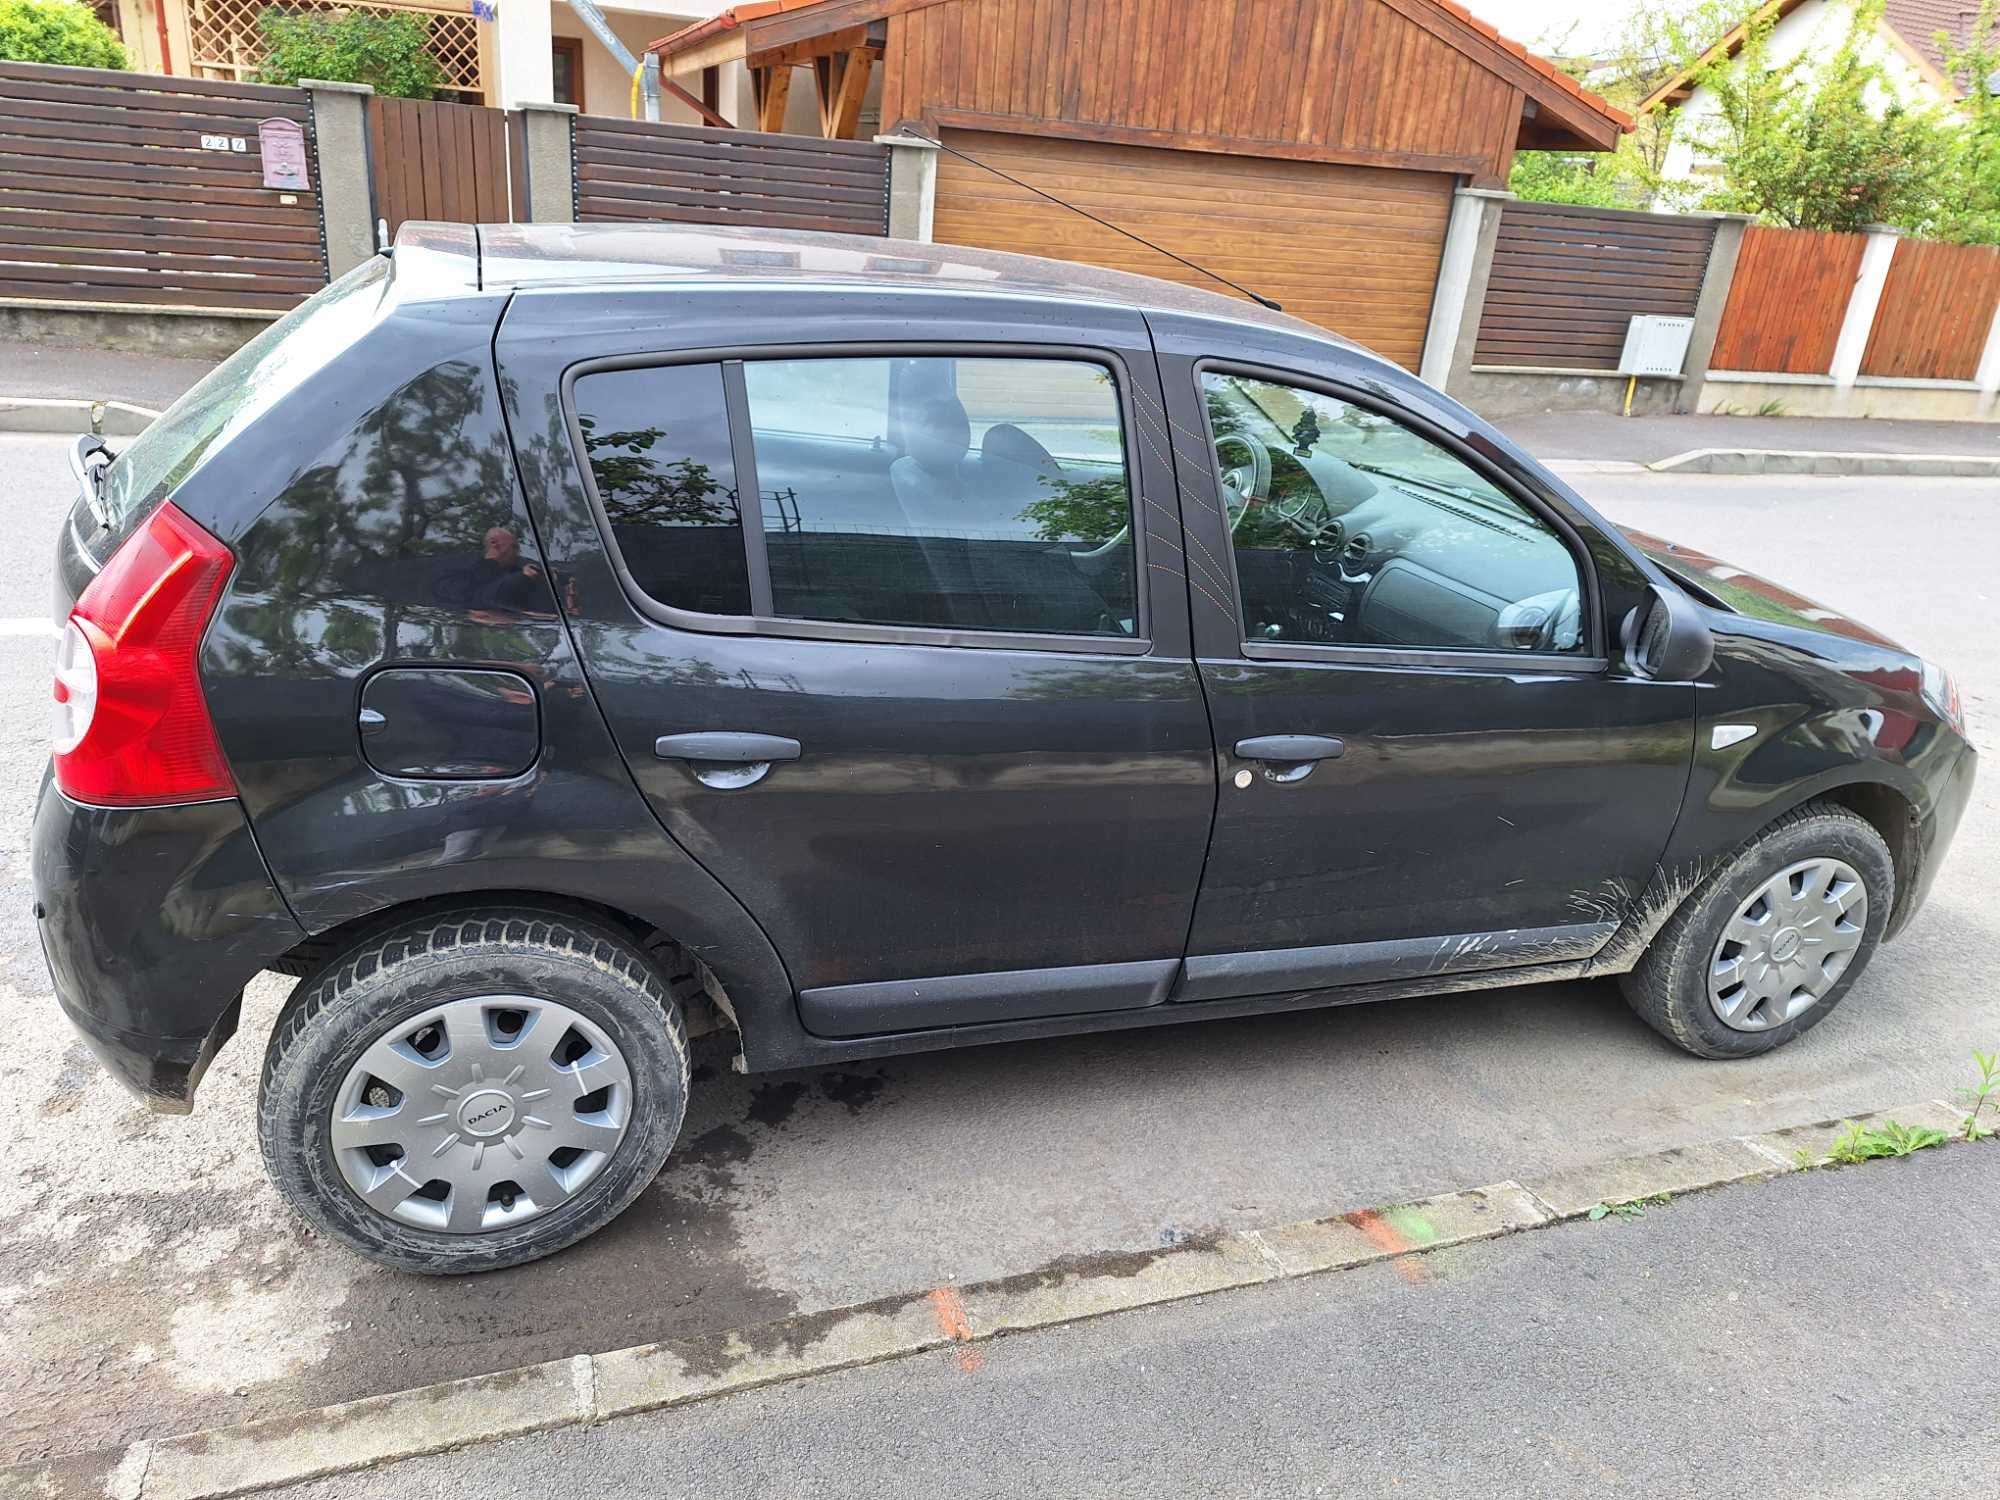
[2,1097,1983,1499]
[1645,447,2000,478]
[1544,458,1648,475]
[0,397,160,438]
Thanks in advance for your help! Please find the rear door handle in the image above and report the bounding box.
[1233,735,1346,763]
[655,732,802,763]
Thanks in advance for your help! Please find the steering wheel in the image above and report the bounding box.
[1070,519,1130,562]
[1214,431,1271,532]
[1064,428,1276,561]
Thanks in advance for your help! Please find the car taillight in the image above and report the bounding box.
[51,502,236,806]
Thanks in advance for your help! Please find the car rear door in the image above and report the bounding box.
[500,284,1215,1038]
[1148,312,1696,1002]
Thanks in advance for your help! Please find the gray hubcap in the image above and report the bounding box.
[330,995,633,1235]
[1708,857,1867,1032]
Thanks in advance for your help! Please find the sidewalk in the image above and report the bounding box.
[1502,410,2000,467]
[262,1143,1998,1500]
[0,339,211,412]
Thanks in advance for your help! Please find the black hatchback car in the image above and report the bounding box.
[36,224,1974,1272]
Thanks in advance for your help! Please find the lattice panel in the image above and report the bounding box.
[185,0,484,96]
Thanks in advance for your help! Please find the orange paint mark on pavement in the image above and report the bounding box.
[1341,1208,1430,1285]
[928,1286,985,1373]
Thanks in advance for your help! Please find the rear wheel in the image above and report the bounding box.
[1621,803,1893,1059]
[259,909,688,1273]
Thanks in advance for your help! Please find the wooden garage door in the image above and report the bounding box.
[933,130,1454,369]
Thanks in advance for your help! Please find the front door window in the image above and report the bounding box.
[1202,372,1585,655]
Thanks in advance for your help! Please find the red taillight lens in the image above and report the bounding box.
[52,502,236,806]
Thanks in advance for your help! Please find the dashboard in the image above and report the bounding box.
[1216,396,1584,655]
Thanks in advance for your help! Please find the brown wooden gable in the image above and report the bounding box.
[654,0,1628,183]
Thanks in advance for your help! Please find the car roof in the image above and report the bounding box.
[395,220,1373,362]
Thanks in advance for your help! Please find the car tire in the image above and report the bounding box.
[1620,802,1894,1059]
[258,908,689,1274]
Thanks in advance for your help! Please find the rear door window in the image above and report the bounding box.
[745,355,1136,637]
[573,352,1140,642]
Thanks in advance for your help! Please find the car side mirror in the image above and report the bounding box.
[1624,583,1714,682]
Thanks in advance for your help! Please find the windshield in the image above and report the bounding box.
[98,258,390,523]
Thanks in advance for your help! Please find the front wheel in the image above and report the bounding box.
[259,909,689,1274]
[1621,803,1894,1058]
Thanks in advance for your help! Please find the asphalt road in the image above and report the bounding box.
[1,433,1994,1464]
[268,1143,2000,1500]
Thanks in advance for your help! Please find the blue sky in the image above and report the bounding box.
[1463,0,1624,53]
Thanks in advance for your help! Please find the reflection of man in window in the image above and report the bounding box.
[471,526,544,613]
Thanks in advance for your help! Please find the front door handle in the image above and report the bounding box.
[655,732,802,763]
[1233,735,1346,763]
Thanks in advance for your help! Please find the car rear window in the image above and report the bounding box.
[99,257,390,524]
[571,362,750,617]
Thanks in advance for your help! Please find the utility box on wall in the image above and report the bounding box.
[1619,315,1695,377]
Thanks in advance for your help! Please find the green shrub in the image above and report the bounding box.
[257,8,441,99]
[0,0,129,69]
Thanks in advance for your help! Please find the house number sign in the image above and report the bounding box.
[257,118,311,192]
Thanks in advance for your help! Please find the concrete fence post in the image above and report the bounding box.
[1420,188,1511,395]
[515,102,578,224]
[1828,226,1902,399]
[302,80,376,279]
[1674,212,1752,414]
[875,133,939,241]
[1975,297,2000,420]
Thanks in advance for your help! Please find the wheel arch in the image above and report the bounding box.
[271,887,782,1049]
[1594,770,1924,979]
[1807,780,1924,938]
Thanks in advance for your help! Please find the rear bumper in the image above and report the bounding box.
[32,774,306,1111]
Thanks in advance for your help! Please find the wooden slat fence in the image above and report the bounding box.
[1472,202,1717,371]
[1709,226,1865,375]
[572,115,890,235]
[367,96,513,240]
[1860,238,2000,382]
[0,60,328,312]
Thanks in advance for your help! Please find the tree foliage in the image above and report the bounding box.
[1511,0,1999,244]
[1688,0,1957,232]
[257,8,441,98]
[1507,150,1637,208]
[0,0,127,69]
[1931,0,2000,243]
[1509,1,1745,208]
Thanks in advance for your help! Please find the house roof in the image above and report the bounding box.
[1884,0,1999,84]
[650,0,1634,140]
[1638,0,1997,114]
[1428,0,1635,133]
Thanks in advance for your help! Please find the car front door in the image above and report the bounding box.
[501,288,1216,1037]
[1149,316,1695,1003]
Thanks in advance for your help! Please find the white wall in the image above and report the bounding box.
[1659,0,1944,192]
[525,0,877,131]
[534,0,877,131]
[552,5,695,121]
